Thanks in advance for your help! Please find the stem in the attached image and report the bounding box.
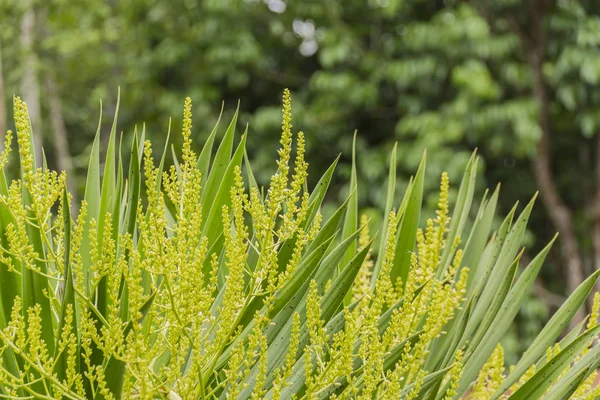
[0,334,86,400]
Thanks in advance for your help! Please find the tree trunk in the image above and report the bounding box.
[592,133,600,309]
[44,72,78,211]
[38,7,78,211]
[20,3,43,164]
[0,41,6,151]
[529,50,586,327]
[502,0,587,328]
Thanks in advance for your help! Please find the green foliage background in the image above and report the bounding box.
[1,0,600,360]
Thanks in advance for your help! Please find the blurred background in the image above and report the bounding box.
[1,0,600,362]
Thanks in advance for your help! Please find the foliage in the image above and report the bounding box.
[3,2,600,334]
[0,91,598,399]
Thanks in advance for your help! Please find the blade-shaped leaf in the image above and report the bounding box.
[389,152,425,288]
[508,324,600,400]
[493,268,600,399]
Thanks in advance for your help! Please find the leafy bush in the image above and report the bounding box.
[0,90,599,399]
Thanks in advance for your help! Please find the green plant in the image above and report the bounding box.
[0,90,598,400]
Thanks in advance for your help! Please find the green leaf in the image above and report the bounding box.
[322,236,374,322]
[304,155,340,229]
[214,235,337,372]
[463,202,519,342]
[122,129,141,238]
[438,151,478,274]
[467,249,522,354]
[202,131,246,249]
[400,365,455,398]
[22,194,54,358]
[197,102,224,179]
[236,233,372,398]
[201,105,239,210]
[53,188,78,383]
[493,267,600,399]
[155,119,171,193]
[97,89,120,242]
[542,343,600,400]
[102,289,157,400]
[0,171,22,391]
[113,133,124,241]
[268,243,375,399]
[508,324,600,400]
[373,143,397,281]
[459,235,555,396]
[0,167,19,324]
[339,132,358,275]
[95,89,121,322]
[462,186,499,293]
[424,188,497,372]
[243,149,259,194]
[389,152,425,288]
[557,318,588,350]
[0,288,20,395]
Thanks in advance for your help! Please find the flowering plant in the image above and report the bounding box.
[0,90,598,399]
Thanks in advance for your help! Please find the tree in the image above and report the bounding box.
[0,41,6,145]
[1,0,598,336]
[19,0,42,163]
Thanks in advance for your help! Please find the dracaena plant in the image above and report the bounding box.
[0,89,598,400]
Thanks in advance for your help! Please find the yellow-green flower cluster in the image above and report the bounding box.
[471,344,505,399]
[0,90,598,400]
